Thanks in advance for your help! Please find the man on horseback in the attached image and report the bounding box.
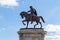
[28,6,37,24]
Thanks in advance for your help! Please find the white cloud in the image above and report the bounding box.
[0,0,18,6]
[44,24,60,40]
[44,24,60,32]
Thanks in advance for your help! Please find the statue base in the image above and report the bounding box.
[17,28,47,40]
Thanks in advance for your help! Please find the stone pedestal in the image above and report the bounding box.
[17,28,46,40]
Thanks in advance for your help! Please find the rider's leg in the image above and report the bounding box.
[31,16,33,24]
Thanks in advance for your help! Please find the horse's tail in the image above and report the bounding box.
[39,16,45,23]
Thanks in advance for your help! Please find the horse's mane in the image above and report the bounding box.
[21,11,27,13]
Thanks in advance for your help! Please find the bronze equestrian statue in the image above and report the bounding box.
[20,6,45,28]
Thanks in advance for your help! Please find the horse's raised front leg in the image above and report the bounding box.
[22,20,26,25]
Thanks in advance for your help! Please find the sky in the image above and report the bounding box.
[0,0,60,40]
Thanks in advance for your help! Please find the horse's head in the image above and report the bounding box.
[20,11,27,19]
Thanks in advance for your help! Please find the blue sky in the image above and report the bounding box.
[0,0,60,40]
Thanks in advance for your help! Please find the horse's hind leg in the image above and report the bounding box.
[22,20,26,25]
[34,22,38,28]
[39,22,42,28]
[26,21,29,28]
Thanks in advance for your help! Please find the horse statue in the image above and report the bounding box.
[20,11,45,28]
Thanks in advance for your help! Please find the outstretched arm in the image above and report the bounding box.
[27,10,31,12]
[27,11,30,12]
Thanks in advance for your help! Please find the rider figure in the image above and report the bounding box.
[28,6,37,24]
